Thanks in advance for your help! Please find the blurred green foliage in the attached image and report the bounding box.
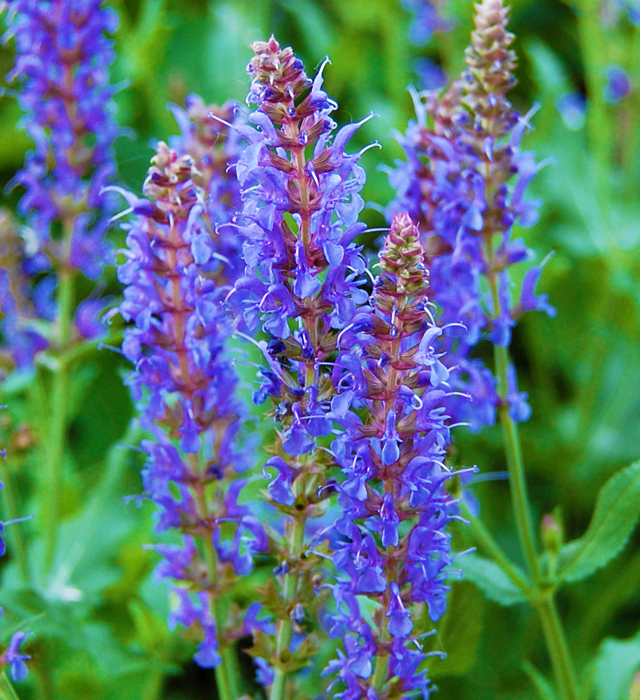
[1,0,640,698]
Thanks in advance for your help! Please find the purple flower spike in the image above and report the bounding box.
[4,0,120,276]
[117,143,262,668]
[389,0,554,432]
[1,0,121,368]
[235,36,373,690]
[326,214,462,698]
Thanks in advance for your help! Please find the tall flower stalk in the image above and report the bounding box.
[389,1,553,433]
[233,37,372,700]
[325,213,465,700]
[390,2,578,698]
[2,0,121,574]
[462,4,578,697]
[116,142,266,700]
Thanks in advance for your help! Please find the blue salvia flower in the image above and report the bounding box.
[1,0,120,366]
[116,143,265,668]
[324,213,468,700]
[232,36,373,693]
[389,0,555,432]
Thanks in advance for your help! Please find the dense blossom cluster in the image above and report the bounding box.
[117,143,263,667]
[389,0,554,431]
[231,36,373,693]
[1,0,120,366]
[325,213,464,700]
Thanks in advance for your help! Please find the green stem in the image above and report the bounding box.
[486,264,579,700]
[535,597,581,700]
[371,654,389,694]
[196,490,235,700]
[269,517,306,700]
[43,266,74,576]
[492,343,580,700]
[372,577,390,694]
[222,645,242,700]
[0,457,30,585]
[467,513,531,594]
[494,345,540,584]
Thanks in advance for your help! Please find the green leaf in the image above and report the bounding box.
[459,553,526,606]
[523,661,561,700]
[557,460,640,583]
[593,628,640,700]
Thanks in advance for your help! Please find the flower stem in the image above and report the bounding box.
[372,575,391,694]
[270,516,306,700]
[492,341,580,700]
[483,196,580,700]
[194,488,235,700]
[534,596,581,700]
[372,653,389,694]
[494,344,540,583]
[43,264,74,576]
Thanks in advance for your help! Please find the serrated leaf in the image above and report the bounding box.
[557,460,640,583]
[593,629,640,700]
[459,553,526,606]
